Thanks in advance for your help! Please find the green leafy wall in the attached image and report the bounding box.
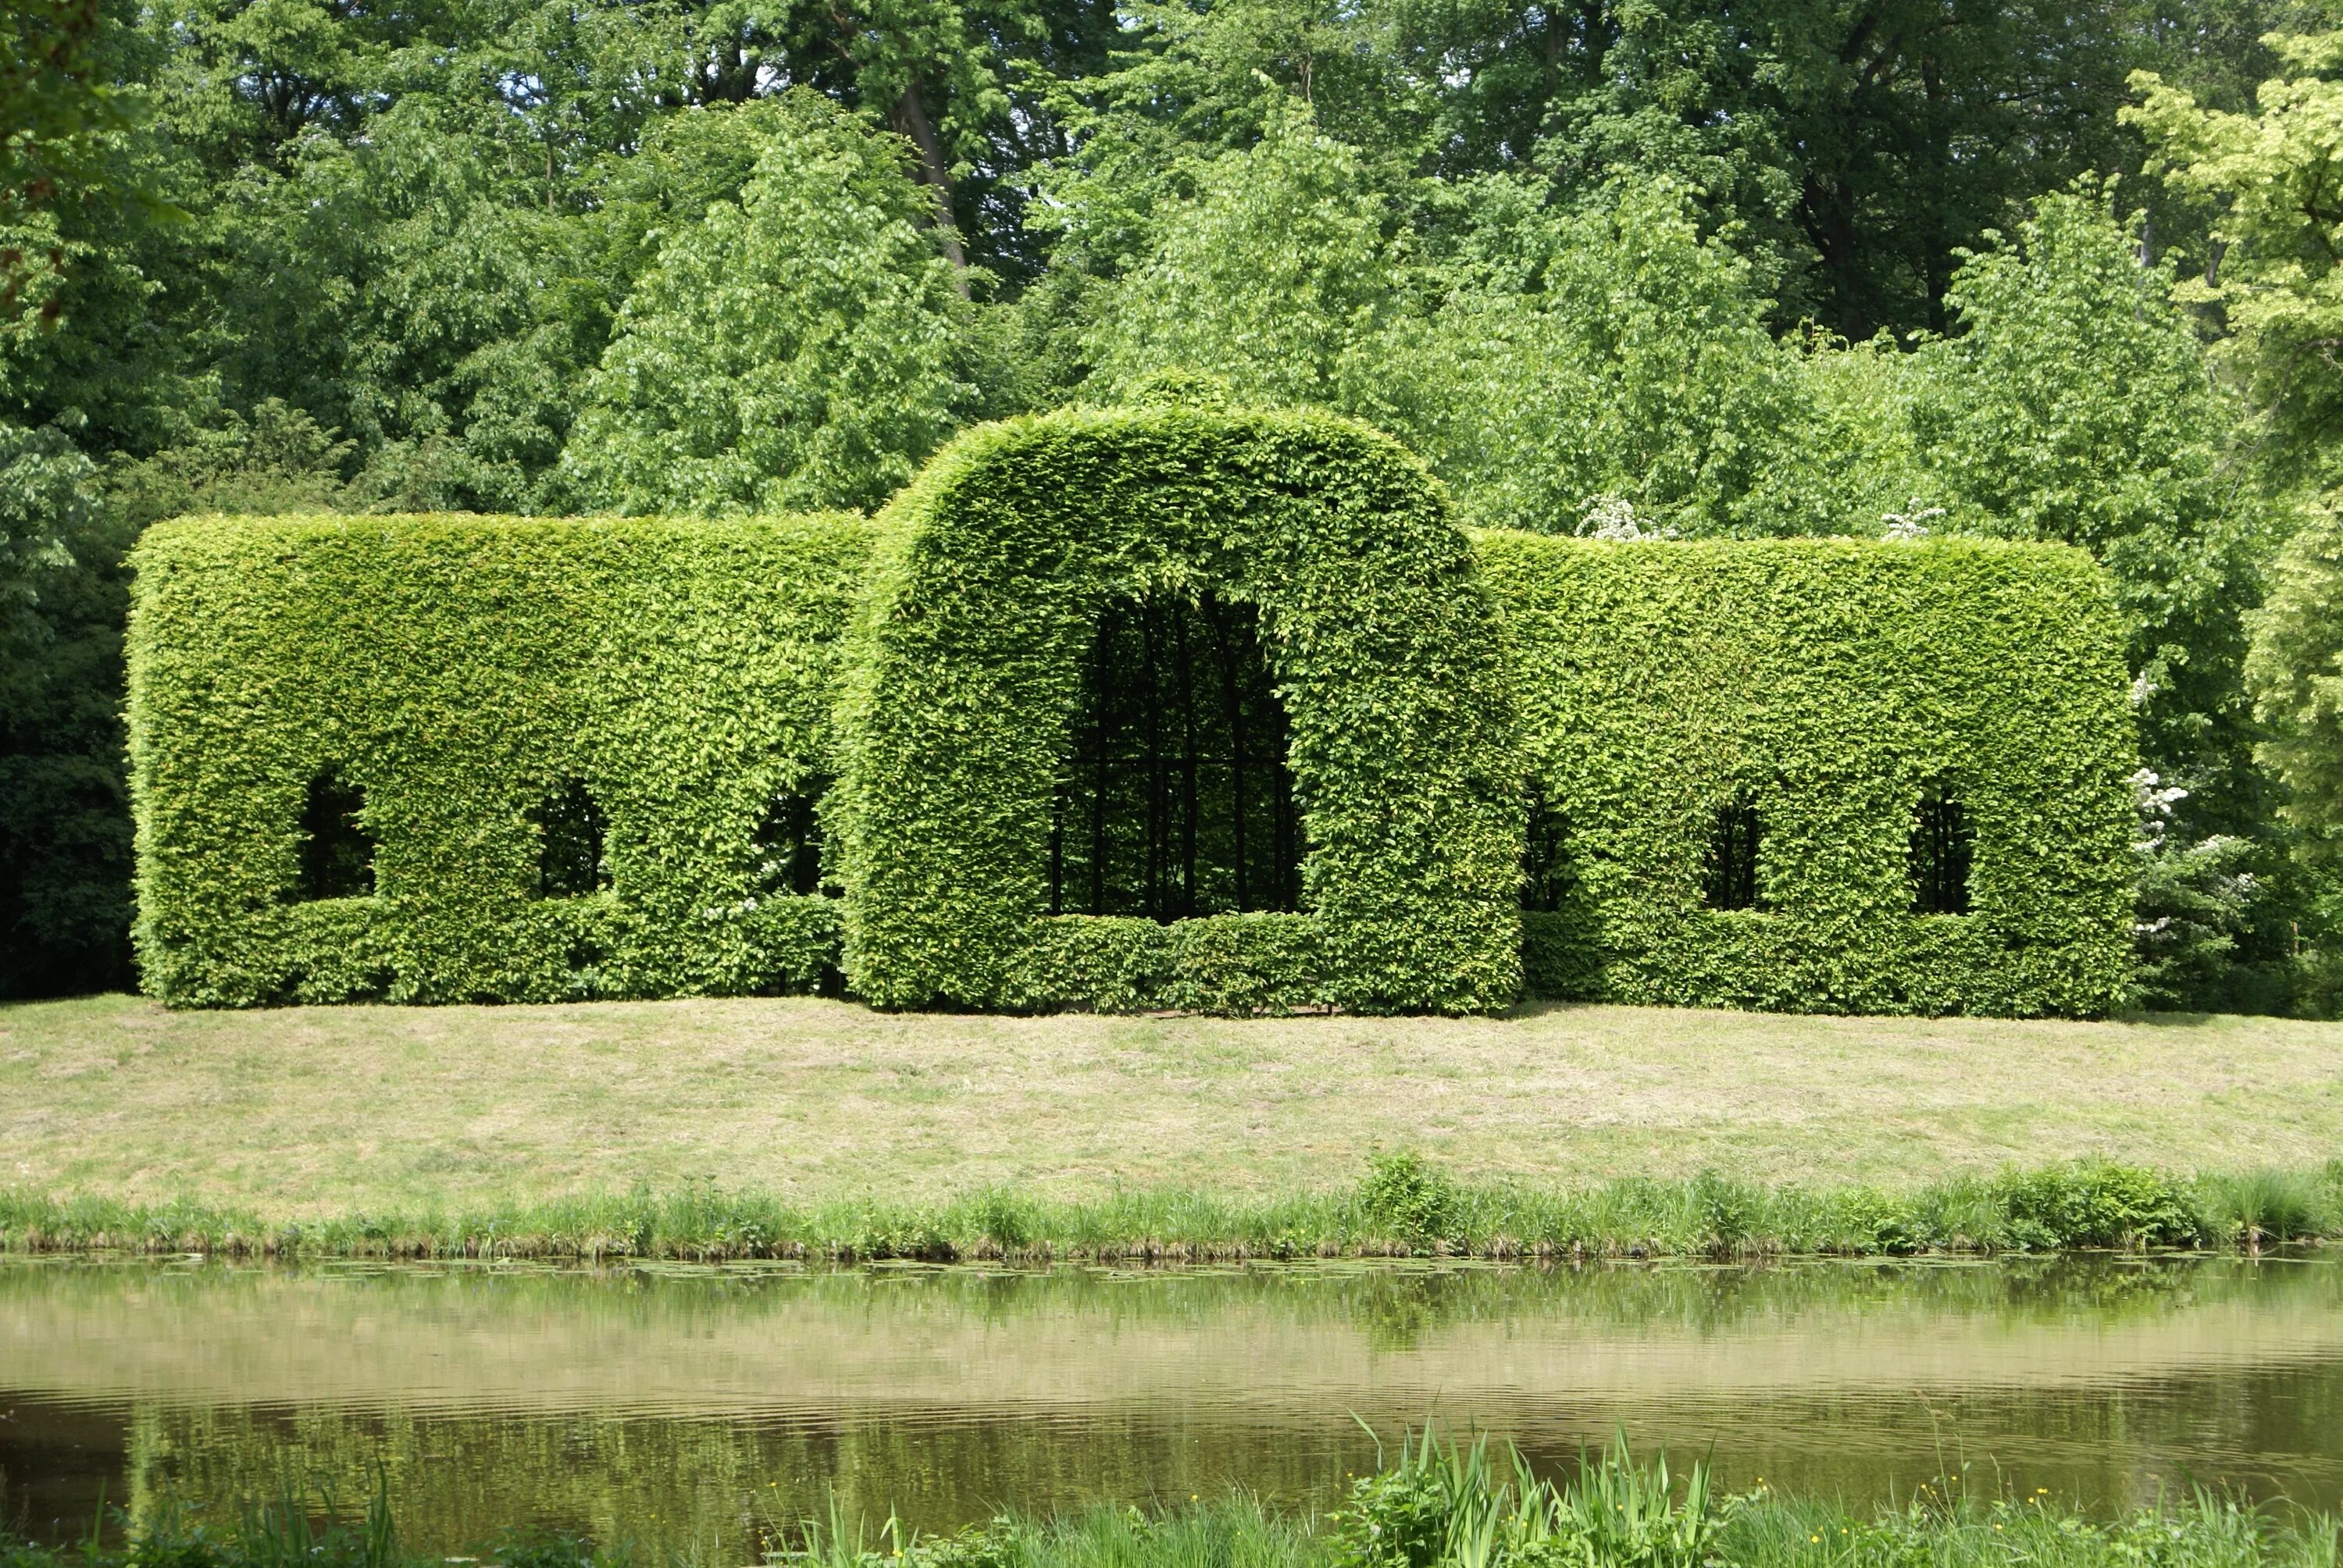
[1478,533,2137,1015]
[128,514,873,1005]
[834,407,1525,1014]
[127,433,2138,1017]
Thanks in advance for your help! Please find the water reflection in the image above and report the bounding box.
[2,1255,2340,1552]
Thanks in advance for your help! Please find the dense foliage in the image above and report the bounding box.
[836,407,1521,1014]
[129,514,872,1005]
[13,0,2343,1008]
[134,412,2133,1016]
[1485,535,2137,1016]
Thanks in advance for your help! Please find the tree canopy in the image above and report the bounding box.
[7,0,2343,1011]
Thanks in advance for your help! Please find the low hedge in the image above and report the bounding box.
[128,514,873,1004]
[1478,533,2137,1015]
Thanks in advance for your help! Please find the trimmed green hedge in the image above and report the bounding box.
[834,408,1525,1013]
[127,413,2138,1016]
[1478,533,2137,1015]
[128,514,874,1004]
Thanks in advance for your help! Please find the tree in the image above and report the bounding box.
[0,421,133,999]
[2129,30,2343,494]
[560,91,981,515]
[1407,175,1814,536]
[2248,514,2343,834]
[1911,184,2264,827]
[1085,103,1409,414]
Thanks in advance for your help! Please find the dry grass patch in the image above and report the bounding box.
[3,994,2341,1214]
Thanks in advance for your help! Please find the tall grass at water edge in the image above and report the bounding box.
[4,1431,2336,1568]
[6,1155,2343,1263]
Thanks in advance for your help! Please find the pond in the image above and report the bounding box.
[4,1255,2342,1552]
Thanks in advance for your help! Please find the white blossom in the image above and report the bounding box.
[1575,497,1678,541]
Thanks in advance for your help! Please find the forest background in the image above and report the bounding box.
[9,0,2343,1013]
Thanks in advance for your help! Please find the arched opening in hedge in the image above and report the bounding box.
[295,768,375,900]
[1910,787,1974,914]
[1047,590,1302,920]
[530,779,608,897]
[1702,796,1764,911]
[836,407,1525,1014]
[754,779,829,897]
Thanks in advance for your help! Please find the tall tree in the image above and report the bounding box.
[560,91,984,515]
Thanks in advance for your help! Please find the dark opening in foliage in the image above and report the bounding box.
[530,779,608,897]
[1521,788,1575,912]
[1910,789,1975,914]
[1702,797,1764,911]
[1048,590,1302,920]
[295,769,375,900]
[753,782,829,897]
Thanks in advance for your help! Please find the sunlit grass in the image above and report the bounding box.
[5,1152,2339,1263]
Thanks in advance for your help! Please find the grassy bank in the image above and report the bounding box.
[7,1153,2343,1261]
[6,1434,2335,1568]
[8,994,2343,1217]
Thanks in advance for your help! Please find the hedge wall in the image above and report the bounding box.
[128,514,874,1005]
[127,419,2137,1017]
[833,407,1525,1013]
[1476,532,2137,1015]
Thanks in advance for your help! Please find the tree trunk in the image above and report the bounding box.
[891,81,970,297]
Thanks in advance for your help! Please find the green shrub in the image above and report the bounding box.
[1355,1151,1464,1249]
[127,513,873,1004]
[833,407,1525,1014]
[130,415,2137,1017]
[1481,533,2136,1016]
[1996,1162,2205,1249]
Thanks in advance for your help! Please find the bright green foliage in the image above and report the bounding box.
[2248,515,2343,839]
[7,1154,2334,1263]
[1085,104,1407,415]
[834,406,1524,1014]
[560,91,979,515]
[128,513,875,1005]
[1406,177,1814,537]
[1913,188,2263,816]
[1481,534,2138,1015]
[130,414,2142,1014]
[1329,1431,1711,1568]
[2130,34,2343,488]
[1899,189,2277,1007]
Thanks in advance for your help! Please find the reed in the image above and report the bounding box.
[5,1154,2342,1265]
[5,1433,2334,1568]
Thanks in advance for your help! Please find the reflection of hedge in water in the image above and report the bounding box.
[128,408,2134,1014]
[55,1277,2343,1552]
[108,1398,1369,1551]
[0,1252,2316,1394]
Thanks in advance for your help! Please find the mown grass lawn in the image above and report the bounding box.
[4,993,2341,1217]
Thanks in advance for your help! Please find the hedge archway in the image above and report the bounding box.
[833,407,1523,1013]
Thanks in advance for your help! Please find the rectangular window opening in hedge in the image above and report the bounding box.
[295,768,375,902]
